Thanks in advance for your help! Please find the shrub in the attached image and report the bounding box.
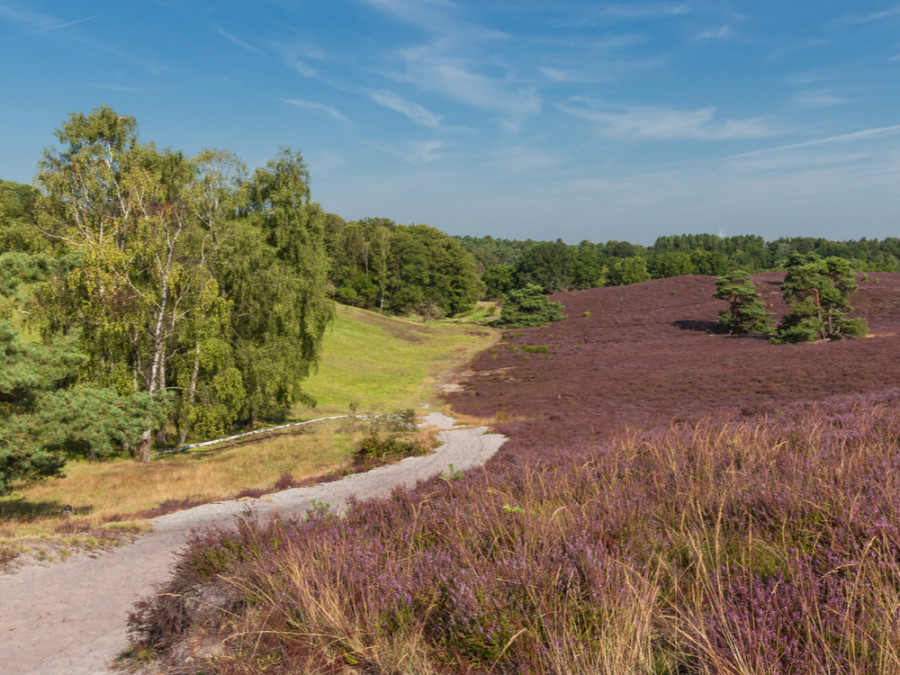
[494,284,565,328]
[352,432,428,465]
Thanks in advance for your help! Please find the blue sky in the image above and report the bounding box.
[1,1,899,244]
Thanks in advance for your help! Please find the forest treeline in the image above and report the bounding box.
[457,233,900,298]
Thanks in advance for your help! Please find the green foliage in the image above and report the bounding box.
[481,265,514,300]
[30,107,333,454]
[326,218,478,316]
[0,253,167,494]
[648,251,695,279]
[458,233,900,294]
[774,257,868,343]
[571,241,606,289]
[713,270,772,334]
[233,148,334,422]
[495,284,566,328]
[0,180,46,253]
[607,256,651,286]
[352,432,428,464]
[512,239,574,293]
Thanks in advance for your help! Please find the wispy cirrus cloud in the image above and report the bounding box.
[365,139,449,165]
[724,123,900,160]
[834,5,900,25]
[359,0,538,125]
[211,25,263,56]
[357,0,506,41]
[696,25,733,41]
[793,90,853,108]
[398,45,540,117]
[600,2,691,20]
[368,90,442,127]
[282,99,350,123]
[0,3,102,41]
[559,100,777,140]
[554,1,691,27]
[273,39,328,78]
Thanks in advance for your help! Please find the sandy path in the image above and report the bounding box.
[0,414,505,675]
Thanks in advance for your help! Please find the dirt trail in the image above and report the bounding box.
[0,414,505,675]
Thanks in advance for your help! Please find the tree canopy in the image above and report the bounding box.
[0,253,165,493]
[326,218,478,317]
[713,270,771,334]
[29,106,333,457]
[774,257,868,343]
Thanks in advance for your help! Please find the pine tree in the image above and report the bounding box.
[774,257,868,343]
[713,270,772,334]
[0,253,166,494]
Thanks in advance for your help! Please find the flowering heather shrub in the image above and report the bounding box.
[130,390,900,673]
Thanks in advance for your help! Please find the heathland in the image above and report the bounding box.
[130,272,900,673]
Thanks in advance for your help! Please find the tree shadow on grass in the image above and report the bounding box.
[672,319,720,333]
[0,497,93,523]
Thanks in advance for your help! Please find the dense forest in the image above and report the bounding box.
[457,233,900,298]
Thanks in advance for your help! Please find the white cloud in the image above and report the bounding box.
[835,6,900,25]
[0,4,102,41]
[490,145,564,172]
[211,26,263,56]
[358,0,536,121]
[793,91,851,108]
[397,140,448,165]
[368,90,442,127]
[282,99,350,123]
[280,53,316,77]
[365,139,449,165]
[539,67,570,82]
[560,2,690,26]
[559,102,776,140]
[696,25,733,41]
[725,124,900,160]
[398,47,540,117]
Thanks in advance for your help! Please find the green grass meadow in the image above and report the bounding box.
[297,303,497,416]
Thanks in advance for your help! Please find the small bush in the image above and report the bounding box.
[352,432,429,465]
[494,284,565,328]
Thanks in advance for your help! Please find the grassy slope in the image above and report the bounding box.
[298,303,496,416]
[0,304,498,541]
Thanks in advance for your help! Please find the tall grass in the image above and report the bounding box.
[131,390,900,673]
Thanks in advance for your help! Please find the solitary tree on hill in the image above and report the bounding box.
[773,257,867,343]
[713,270,771,334]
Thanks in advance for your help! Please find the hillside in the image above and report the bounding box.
[128,274,900,673]
[448,272,900,454]
[300,303,496,416]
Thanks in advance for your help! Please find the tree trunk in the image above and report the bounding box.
[178,341,201,445]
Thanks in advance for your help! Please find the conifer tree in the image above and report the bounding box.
[0,253,165,494]
[774,257,867,343]
[713,270,771,334]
